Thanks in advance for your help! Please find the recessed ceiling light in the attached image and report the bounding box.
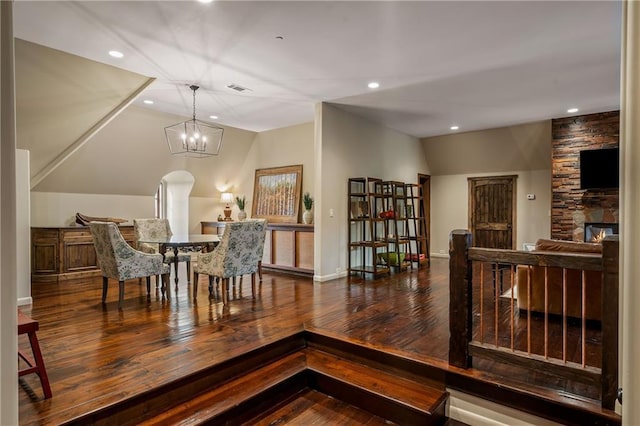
[108,50,123,58]
[450,126,459,131]
[143,100,154,105]
[209,115,218,120]
[567,107,579,113]
[368,82,380,89]
[197,0,213,3]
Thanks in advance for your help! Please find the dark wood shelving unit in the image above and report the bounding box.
[347,177,390,277]
[406,183,429,266]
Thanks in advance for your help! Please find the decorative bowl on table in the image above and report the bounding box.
[377,252,405,266]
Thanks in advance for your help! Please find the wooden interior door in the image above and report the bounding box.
[468,175,517,249]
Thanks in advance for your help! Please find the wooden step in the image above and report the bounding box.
[61,333,306,425]
[305,329,446,389]
[139,351,308,425]
[305,348,448,425]
[250,388,399,425]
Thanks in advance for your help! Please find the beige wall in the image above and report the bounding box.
[31,120,315,231]
[15,39,152,181]
[423,121,552,256]
[32,105,257,197]
[30,192,154,227]
[423,120,551,175]
[317,103,430,280]
[239,122,315,217]
[430,170,551,256]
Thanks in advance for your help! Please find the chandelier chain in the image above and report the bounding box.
[190,85,199,121]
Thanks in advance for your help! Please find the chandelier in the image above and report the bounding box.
[164,85,223,158]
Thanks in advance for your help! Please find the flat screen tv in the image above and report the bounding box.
[579,147,619,190]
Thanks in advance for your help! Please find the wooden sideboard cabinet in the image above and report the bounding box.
[31,226,135,283]
[201,221,314,276]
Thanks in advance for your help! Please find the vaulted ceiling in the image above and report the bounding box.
[13,1,622,138]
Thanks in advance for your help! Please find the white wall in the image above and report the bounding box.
[430,169,551,257]
[317,103,430,280]
[30,192,154,227]
[16,149,30,305]
[163,170,194,236]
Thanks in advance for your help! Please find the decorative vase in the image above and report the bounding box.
[302,209,313,224]
[237,210,247,221]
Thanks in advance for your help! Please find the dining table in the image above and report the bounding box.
[138,234,220,285]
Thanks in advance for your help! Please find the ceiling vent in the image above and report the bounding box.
[227,83,250,92]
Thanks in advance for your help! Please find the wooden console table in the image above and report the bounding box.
[201,221,314,276]
[31,226,135,283]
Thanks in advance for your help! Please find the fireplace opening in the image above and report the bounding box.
[584,222,618,243]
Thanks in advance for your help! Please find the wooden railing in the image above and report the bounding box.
[449,229,619,409]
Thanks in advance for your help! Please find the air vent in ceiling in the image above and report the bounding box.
[227,83,250,92]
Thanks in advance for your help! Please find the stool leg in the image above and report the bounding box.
[27,331,52,399]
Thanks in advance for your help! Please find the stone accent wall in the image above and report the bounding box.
[551,111,619,241]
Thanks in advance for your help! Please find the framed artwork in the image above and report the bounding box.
[251,165,303,223]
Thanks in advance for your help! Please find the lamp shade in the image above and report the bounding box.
[221,192,234,205]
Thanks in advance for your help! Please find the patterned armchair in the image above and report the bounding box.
[193,219,267,304]
[133,218,192,284]
[89,221,170,309]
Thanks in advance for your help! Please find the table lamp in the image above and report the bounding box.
[221,192,234,221]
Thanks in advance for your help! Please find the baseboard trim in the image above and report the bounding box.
[314,271,348,282]
[446,389,561,426]
[17,297,32,306]
[431,252,449,259]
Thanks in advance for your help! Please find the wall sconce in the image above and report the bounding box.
[221,192,234,221]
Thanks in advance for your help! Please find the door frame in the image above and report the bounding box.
[418,173,431,259]
[467,175,517,249]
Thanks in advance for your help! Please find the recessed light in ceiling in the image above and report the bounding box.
[367,82,380,89]
[143,100,154,105]
[209,115,219,120]
[108,50,124,58]
[450,126,459,131]
[197,0,213,3]
[567,107,579,113]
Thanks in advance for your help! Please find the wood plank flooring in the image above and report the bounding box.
[250,389,394,425]
[19,259,615,425]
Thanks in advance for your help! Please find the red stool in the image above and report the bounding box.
[18,309,52,399]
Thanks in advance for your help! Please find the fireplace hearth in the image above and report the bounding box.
[584,222,618,243]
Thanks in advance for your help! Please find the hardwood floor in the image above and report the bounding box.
[251,389,395,425]
[19,259,616,425]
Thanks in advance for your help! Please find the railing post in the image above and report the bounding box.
[601,235,619,409]
[449,229,473,368]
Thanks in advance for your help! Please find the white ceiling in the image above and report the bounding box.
[13,1,622,138]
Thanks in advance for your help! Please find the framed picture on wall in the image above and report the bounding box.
[251,165,303,223]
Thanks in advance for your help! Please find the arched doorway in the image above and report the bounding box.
[158,171,195,236]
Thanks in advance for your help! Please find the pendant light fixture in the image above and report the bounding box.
[164,84,223,158]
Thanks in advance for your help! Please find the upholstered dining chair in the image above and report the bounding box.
[89,221,170,309]
[133,218,192,284]
[193,219,267,304]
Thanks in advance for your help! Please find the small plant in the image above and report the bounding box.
[235,196,246,211]
[303,192,313,210]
